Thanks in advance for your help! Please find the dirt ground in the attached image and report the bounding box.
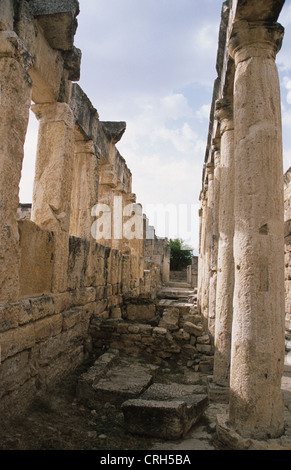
[0,360,221,452]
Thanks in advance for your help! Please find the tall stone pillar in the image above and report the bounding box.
[31,102,75,292]
[198,193,207,315]
[0,31,33,301]
[197,205,203,313]
[70,140,99,240]
[208,139,221,341]
[228,21,285,439]
[212,98,234,392]
[202,164,214,328]
[96,163,118,248]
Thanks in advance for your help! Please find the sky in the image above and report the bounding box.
[20,0,291,254]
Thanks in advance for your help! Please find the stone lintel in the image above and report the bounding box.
[62,46,81,81]
[101,122,127,144]
[70,84,100,144]
[28,0,80,51]
[124,193,137,204]
[235,0,285,23]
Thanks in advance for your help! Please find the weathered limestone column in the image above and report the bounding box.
[70,140,99,240]
[228,20,285,439]
[31,102,75,292]
[197,205,203,313]
[198,193,207,315]
[111,187,125,252]
[208,139,221,341]
[212,98,234,391]
[0,30,33,301]
[202,164,214,328]
[96,163,117,248]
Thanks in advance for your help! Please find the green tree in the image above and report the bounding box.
[168,238,193,271]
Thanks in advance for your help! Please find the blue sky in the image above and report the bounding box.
[20,0,291,253]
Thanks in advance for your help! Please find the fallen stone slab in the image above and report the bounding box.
[77,357,159,407]
[122,383,208,440]
[141,383,206,401]
[93,371,153,405]
[76,350,119,405]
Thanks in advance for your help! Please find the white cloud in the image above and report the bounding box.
[279,4,291,27]
[20,0,291,250]
[195,24,219,54]
[282,105,291,129]
[196,103,211,121]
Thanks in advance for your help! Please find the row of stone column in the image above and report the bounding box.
[0,30,117,301]
[199,20,286,439]
[0,30,144,302]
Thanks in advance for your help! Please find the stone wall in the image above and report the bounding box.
[0,0,166,420]
[144,224,170,290]
[90,300,213,372]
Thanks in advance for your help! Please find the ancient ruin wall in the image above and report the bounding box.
[0,0,166,419]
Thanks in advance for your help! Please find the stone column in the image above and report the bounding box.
[111,188,125,252]
[197,205,203,312]
[212,98,234,392]
[70,140,99,240]
[96,163,118,249]
[228,21,285,439]
[197,195,206,315]
[31,102,75,292]
[0,31,33,301]
[202,164,214,328]
[208,139,221,341]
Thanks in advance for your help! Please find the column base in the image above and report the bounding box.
[207,376,229,404]
[216,408,291,450]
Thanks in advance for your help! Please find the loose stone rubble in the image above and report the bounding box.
[0,0,291,451]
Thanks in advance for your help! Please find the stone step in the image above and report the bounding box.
[121,383,208,440]
[167,281,191,288]
[157,299,195,313]
[158,287,195,300]
[77,356,159,407]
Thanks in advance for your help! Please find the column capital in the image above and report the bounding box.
[211,137,220,153]
[206,162,214,180]
[211,137,221,167]
[31,102,75,129]
[75,139,95,155]
[229,20,284,65]
[215,98,234,134]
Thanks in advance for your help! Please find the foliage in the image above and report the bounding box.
[168,238,193,271]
